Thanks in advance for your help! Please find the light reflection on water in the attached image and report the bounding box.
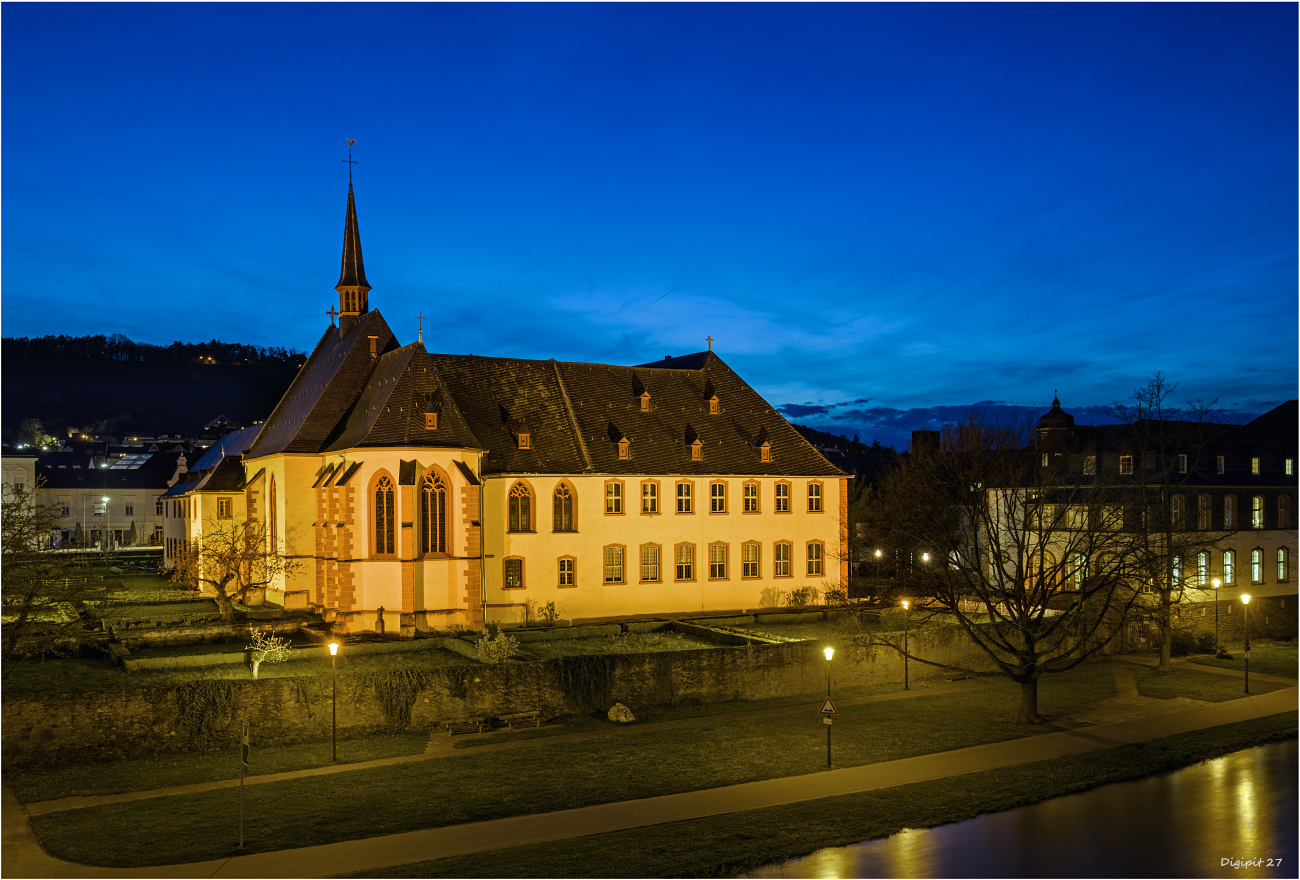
[745,740,1297,879]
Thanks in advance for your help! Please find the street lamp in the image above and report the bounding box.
[1240,595,1251,694]
[329,642,340,760]
[921,553,929,564]
[902,600,911,690]
[824,646,834,768]
[101,496,110,552]
[1212,578,1221,647]
[874,549,882,580]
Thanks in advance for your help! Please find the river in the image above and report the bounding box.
[745,739,1297,879]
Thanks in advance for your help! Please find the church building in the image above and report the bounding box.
[166,184,849,634]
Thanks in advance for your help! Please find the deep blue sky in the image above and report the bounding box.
[3,3,1295,448]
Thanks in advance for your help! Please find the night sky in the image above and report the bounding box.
[3,3,1295,449]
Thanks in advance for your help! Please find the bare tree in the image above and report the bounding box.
[1111,373,1232,672]
[1,482,94,681]
[170,518,299,622]
[864,412,1143,723]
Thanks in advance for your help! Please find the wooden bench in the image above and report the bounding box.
[498,710,542,729]
[439,718,490,735]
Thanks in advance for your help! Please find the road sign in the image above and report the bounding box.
[819,697,838,716]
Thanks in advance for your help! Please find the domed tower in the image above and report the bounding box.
[1036,393,1075,450]
[336,182,371,332]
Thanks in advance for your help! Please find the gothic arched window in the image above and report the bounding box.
[553,483,575,532]
[374,475,395,555]
[421,472,447,554]
[509,483,532,532]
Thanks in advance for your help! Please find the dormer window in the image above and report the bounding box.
[760,441,771,463]
[424,412,438,431]
[618,437,630,460]
[517,432,531,450]
[691,439,703,461]
[708,396,719,415]
[640,391,651,413]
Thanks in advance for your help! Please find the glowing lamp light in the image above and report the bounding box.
[874,549,882,558]
[824,647,834,662]
[1212,578,1221,588]
[328,642,339,656]
[1241,594,1251,606]
[921,553,930,563]
[101,496,109,502]
[902,600,910,610]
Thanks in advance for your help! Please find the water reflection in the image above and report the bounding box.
[746,740,1297,879]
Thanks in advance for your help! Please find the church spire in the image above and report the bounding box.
[335,182,371,322]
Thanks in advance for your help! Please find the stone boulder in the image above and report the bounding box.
[607,703,635,723]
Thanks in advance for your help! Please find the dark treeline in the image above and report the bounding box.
[2,334,305,367]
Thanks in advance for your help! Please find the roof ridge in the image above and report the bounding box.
[552,358,592,472]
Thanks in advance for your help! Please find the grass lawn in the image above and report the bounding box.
[521,630,718,659]
[106,572,179,593]
[89,600,219,620]
[1189,648,1297,679]
[30,673,1115,868]
[734,618,889,642]
[1132,666,1288,702]
[7,732,429,804]
[355,712,1298,879]
[5,649,478,694]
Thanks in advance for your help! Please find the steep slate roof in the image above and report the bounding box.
[322,342,481,452]
[336,183,370,291]
[431,350,845,477]
[247,311,398,457]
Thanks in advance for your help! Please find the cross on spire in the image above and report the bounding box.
[416,312,426,344]
[706,335,714,352]
[342,139,358,183]
[326,306,339,326]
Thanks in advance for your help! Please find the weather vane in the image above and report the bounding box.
[343,139,358,183]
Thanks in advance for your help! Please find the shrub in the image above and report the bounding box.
[784,587,816,609]
[1195,632,1218,655]
[475,630,519,665]
[822,587,848,606]
[1168,629,1199,657]
[248,628,292,678]
[537,601,561,625]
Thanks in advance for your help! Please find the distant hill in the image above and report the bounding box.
[792,424,895,489]
[2,334,305,442]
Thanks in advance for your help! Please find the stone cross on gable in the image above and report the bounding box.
[326,306,339,327]
[417,312,426,344]
[706,335,713,352]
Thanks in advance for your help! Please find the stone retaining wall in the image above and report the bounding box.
[1,626,996,769]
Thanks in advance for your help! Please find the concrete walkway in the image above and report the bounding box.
[22,676,997,817]
[3,680,1294,879]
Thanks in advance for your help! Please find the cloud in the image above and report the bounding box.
[777,403,830,418]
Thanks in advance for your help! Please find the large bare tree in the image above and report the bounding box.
[1,482,94,681]
[170,518,298,622]
[1111,373,1233,672]
[865,413,1143,723]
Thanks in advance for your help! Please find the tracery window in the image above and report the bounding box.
[420,472,446,554]
[509,483,532,532]
[553,483,575,532]
[375,475,396,555]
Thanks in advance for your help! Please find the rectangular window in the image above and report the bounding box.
[125,502,135,517]
[742,543,760,578]
[1083,456,1096,475]
[640,545,660,582]
[774,542,791,577]
[1197,552,1208,587]
[218,497,232,518]
[1198,495,1211,530]
[1178,454,1187,474]
[1251,496,1263,529]
[1251,457,1260,475]
[1119,456,1133,475]
[675,544,694,581]
[774,483,790,512]
[1251,549,1263,584]
[709,543,728,579]
[558,558,575,587]
[604,546,625,584]
[676,482,693,513]
[1287,458,1294,476]
[807,483,822,512]
[1280,496,1291,530]
[1172,556,1182,586]
[1223,550,1236,584]
[605,482,623,514]
[807,542,823,576]
[156,498,164,515]
[1279,548,1288,583]
[1217,456,1225,475]
[743,482,759,513]
[504,558,524,589]
[1041,453,1049,468]
[59,497,71,517]
[1224,496,1235,529]
[641,482,658,514]
[425,412,438,430]
[711,482,726,513]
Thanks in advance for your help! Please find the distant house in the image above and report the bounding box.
[34,450,183,549]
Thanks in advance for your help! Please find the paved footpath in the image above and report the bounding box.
[3,671,1295,879]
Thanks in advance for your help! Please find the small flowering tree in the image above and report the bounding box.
[248,627,292,678]
[475,626,519,665]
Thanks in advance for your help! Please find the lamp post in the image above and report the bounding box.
[1212,578,1221,647]
[1240,595,1250,694]
[902,600,910,690]
[329,642,340,760]
[101,495,110,552]
[874,549,882,581]
[824,646,834,768]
